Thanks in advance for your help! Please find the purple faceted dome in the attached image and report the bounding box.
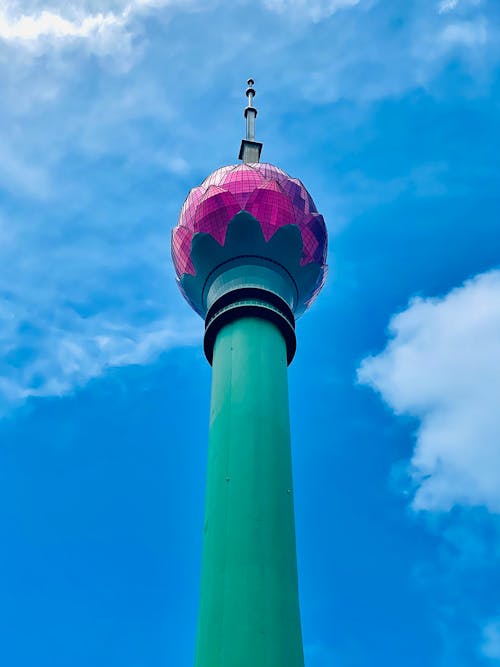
[172,162,328,316]
[173,162,327,273]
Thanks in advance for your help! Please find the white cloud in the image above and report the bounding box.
[0,0,361,55]
[358,270,500,513]
[440,18,488,47]
[0,312,200,406]
[482,618,500,662]
[0,65,201,413]
[0,0,192,55]
[0,8,124,41]
[438,0,459,13]
[0,228,201,412]
[0,186,201,412]
[0,3,134,56]
[438,0,482,14]
[263,0,360,21]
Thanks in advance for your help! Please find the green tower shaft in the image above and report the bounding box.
[195,315,304,667]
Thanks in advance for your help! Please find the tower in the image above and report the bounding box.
[171,80,328,667]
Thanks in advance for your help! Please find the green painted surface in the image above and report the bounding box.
[194,315,304,667]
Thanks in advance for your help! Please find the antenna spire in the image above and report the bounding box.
[245,78,256,140]
[238,78,263,163]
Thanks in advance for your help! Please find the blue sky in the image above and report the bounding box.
[0,0,499,665]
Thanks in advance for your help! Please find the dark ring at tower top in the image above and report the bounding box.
[204,287,296,366]
[247,78,255,86]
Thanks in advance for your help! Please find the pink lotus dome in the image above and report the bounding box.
[172,163,327,279]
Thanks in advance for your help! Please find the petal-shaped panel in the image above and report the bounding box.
[194,187,241,245]
[244,181,296,241]
[300,214,327,266]
[172,225,195,276]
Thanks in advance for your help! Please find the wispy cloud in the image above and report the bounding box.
[440,18,488,47]
[0,189,202,412]
[482,618,500,662]
[438,0,483,14]
[0,310,200,406]
[0,2,134,59]
[0,0,202,59]
[0,8,124,41]
[0,45,202,412]
[262,0,361,21]
[438,0,459,13]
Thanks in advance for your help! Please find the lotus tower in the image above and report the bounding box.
[171,80,328,667]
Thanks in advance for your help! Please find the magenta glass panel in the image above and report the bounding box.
[300,214,327,265]
[220,167,264,208]
[179,185,204,228]
[201,165,234,189]
[172,225,195,276]
[194,187,240,244]
[245,183,296,241]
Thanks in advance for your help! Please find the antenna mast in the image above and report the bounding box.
[239,78,263,163]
